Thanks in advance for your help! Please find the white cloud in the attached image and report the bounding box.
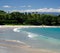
[3,5,11,8]
[23,8,60,12]
[27,5,31,7]
[19,5,32,8]
[11,8,60,12]
[2,5,32,8]
[20,5,26,8]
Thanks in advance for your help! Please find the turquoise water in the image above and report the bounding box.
[19,27,60,50]
[21,28,60,39]
[0,27,60,52]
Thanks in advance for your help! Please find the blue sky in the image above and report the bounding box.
[0,0,60,12]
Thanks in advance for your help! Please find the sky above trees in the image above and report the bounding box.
[0,0,60,12]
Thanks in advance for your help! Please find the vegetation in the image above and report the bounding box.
[0,10,60,25]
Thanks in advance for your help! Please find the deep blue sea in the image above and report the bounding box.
[0,27,60,52]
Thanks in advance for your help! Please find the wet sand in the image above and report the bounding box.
[0,46,58,53]
[0,37,58,53]
[0,25,60,53]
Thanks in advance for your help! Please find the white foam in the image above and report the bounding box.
[13,28,20,32]
[27,31,60,45]
[28,32,38,38]
[3,40,26,44]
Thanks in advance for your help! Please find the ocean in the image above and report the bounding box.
[0,27,60,53]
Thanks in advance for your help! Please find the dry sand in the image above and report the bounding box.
[0,25,60,28]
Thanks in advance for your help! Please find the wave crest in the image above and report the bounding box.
[13,28,60,45]
[28,32,38,38]
[13,28,20,32]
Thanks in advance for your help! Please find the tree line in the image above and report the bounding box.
[0,10,60,25]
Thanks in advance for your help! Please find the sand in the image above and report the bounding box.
[0,25,60,28]
[0,40,58,53]
[0,25,60,53]
[0,44,58,53]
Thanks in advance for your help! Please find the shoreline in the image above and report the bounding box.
[0,25,60,28]
[0,25,60,53]
[0,40,58,53]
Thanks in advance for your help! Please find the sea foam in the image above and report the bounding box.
[28,32,38,38]
[13,28,20,32]
[13,28,60,45]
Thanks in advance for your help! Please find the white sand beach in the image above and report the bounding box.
[0,25,60,28]
[0,25,60,53]
[0,40,58,53]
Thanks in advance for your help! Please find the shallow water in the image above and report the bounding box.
[18,27,60,51]
[0,27,60,53]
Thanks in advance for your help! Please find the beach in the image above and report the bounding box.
[0,40,57,53]
[0,25,60,53]
[0,25,60,28]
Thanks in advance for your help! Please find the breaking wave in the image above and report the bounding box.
[13,28,20,32]
[27,32,60,44]
[13,28,60,45]
[27,32,38,38]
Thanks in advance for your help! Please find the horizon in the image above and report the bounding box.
[0,0,60,12]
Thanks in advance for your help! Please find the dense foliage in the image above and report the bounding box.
[0,10,60,25]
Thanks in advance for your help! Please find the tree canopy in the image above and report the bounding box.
[0,10,60,25]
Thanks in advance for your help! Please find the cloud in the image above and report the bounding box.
[3,5,11,8]
[27,5,31,7]
[19,5,32,8]
[20,5,26,8]
[20,8,60,12]
[11,8,60,12]
[2,5,32,8]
